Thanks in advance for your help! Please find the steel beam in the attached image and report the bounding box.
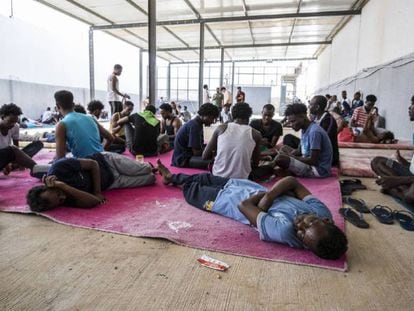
[139,49,143,105]
[170,57,316,65]
[167,63,171,101]
[231,61,235,96]
[198,23,205,106]
[148,0,156,106]
[146,40,331,52]
[88,27,95,100]
[220,48,225,87]
[91,10,361,30]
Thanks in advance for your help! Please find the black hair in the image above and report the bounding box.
[411,95,414,102]
[203,84,208,89]
[313,223,348,260]
[159,103,172,113]
[114,64,122,70]
[237,86,241,90]
[380,131,395,142]
[46,107,51,111]
[0,103,23,117]
[262,104,275,112]
[312,95,328,111]
[231,103,252,120]
[325,94,331,99]
[145,105,156,114]
[355,91,361,96]
[54,90,74,110]
[220,87,226,91]
[87,100,104,112]
[74,104,86,114]
[284,103,307,117]
[198,103,219,118]
[26,185,51,212]
[366,94,377,102]
[124,101,134,108]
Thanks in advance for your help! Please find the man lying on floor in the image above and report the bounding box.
[157,160,347,260]
[26,152,156,212]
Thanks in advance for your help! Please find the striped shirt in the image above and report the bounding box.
[351,107,369,128]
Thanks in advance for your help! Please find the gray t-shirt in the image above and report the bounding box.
[0,124,19,148]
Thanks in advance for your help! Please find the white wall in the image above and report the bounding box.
[314,0,414,139]
[0,0,168,117]
[315,0,414,88]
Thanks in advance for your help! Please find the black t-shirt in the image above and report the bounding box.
[48,153,114,193]
[129,114,160,156]
[250,119,283,144]
[319,113,339,166]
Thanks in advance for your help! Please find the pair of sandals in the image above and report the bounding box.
[340,179,367,196]
[340,197,414,231]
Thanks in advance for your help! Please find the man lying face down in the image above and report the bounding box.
[157,160,347,260]
[27,152,156,211]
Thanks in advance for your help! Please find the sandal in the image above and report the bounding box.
[340,179,367,195]
[339,208,369,229]
[342,197,370,213]
[393,210,414,231]
[370,205,394,224]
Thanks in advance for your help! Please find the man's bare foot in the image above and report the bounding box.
[157,159,173,184]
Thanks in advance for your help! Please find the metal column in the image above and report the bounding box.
[198,22,205,106]
[167,63,171,101]
[88,27,95,100]
[148,0,156,106]
[231,61,235,98]
[219,47,224,87]
[139,49,143,106]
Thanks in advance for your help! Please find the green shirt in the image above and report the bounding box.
[212,93,224,107]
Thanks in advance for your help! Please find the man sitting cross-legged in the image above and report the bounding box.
[157,160,347,260]
[202,103,262,179]
[274,103,333,178]
[27,152,156,212]
[370,96,414,204]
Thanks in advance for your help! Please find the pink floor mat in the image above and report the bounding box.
[0,150,346,271]
[340,148,413,177]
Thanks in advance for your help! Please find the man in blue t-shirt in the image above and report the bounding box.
[172,103,219,169]
[157,160,347,260]
[54,90,114,159]
[274,103,332,178]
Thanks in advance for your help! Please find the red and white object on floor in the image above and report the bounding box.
[197,255,230,271]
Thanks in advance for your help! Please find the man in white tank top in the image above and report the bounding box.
[107,64,130,115]
[203,103,261,179]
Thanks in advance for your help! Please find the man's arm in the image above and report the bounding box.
[293,149,320,166]
[251,129,262,167]
[78,159,102,195]
[111,75,128,98]
[258,176,311,212]
[55,122,67,159]
[376,176,414,189]
[202,125,225,160]
[396,150,410,167]
[117,115,130,127]
[173,118,182,136]
[238,192,267,226]
[110,114,122,135]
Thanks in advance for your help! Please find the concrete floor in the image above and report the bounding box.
[1,178,414,310]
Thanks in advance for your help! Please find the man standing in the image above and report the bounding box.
[107,64,130,115]
[203,103,261,179]
[250,104,283,149]
[341,90,352,118]
[274,103,332,178]
[203,85,210,104]
[221,87,232,106]
[212,87,224,110]
[236,86,246,103]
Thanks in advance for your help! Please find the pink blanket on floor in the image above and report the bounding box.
[0,150,346,271]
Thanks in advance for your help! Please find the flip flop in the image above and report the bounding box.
[342,197,370,213]
[340,179,367,191]
[393,210,414,231]
[370,205,394,225]
[339,208,369,229]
